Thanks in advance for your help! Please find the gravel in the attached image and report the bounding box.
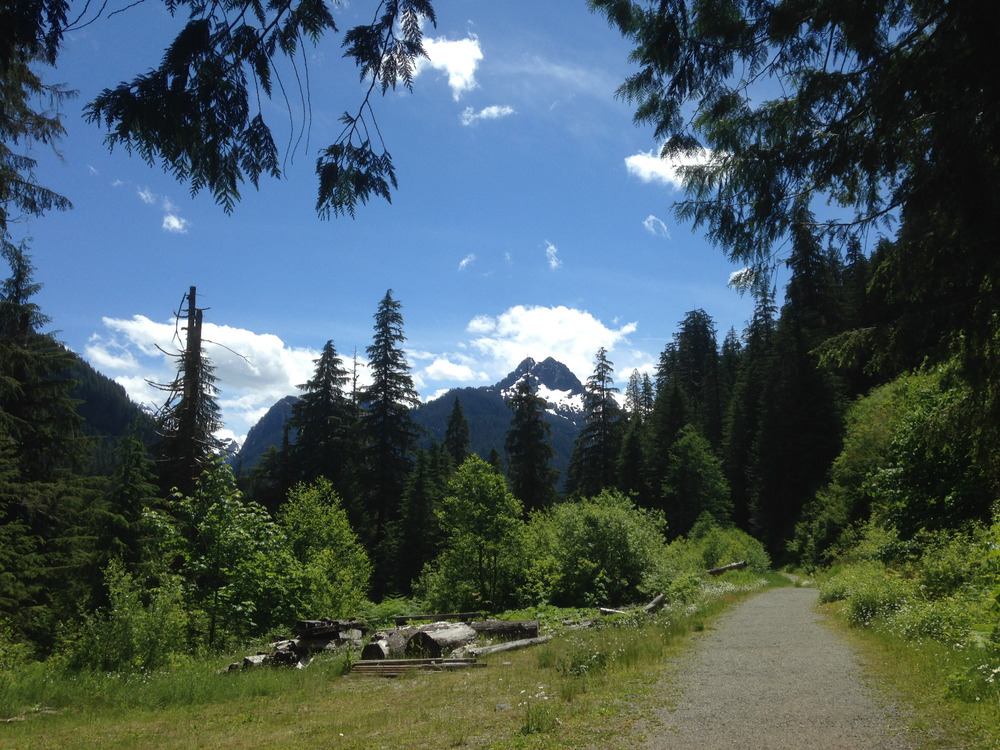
[644,586,917,749]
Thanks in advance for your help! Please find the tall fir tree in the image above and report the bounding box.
[566,347,622,497]
[443,396,471,466]
[0,241,85,479]
[723,287,776,531]
[394,442,451,594]
[287,340,355,497]
[750,215,847,555]
[671,309,724,449]
[359,289,420,597]
[504,373,557,513]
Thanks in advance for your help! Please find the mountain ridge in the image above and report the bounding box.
[236,357,586,482]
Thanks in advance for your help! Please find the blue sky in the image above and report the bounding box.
[20,1,759,443]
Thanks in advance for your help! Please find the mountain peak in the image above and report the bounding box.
[494,356,584,397]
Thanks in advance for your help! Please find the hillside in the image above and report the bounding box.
[411,356,585,483]
[235,357,587,483]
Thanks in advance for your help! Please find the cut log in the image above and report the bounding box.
[468,619,540,640]
[458,635,552,658]
[643,593,668,613]
[405,622,477,658]
[394,612,483,626]
[361,627,413,660]
[707,560,748,576]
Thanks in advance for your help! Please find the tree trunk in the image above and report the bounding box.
[361,628,413,660]
[643,593,668,613]
[459,635,552,657]
[707,560,748,576]
[468,619,539,640]
[405,622,477,658]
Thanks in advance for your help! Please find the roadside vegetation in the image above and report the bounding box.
[1,532,772,748]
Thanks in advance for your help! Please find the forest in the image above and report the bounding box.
[2,0,999,717]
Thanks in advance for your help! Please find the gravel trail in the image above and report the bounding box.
[645,586,916,749]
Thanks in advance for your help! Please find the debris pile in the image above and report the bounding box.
[222,618,367,673]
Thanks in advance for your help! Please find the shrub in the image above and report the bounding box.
[887,598,974,645]
[689,515,770,574]
[416,457,525,612]
[523,490,667,607]
[61,560,188,673]
[278,479,371,619]
[837,568,915,628]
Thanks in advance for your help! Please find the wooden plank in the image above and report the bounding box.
[350,657,484,676]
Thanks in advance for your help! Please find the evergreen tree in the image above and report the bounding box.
[287,340,355,496]
[504,373,557,513]
[99,419,162,575]
[616,416,648,502]
[566,347,622,497]
[153,287,222,497]
[394,442,451,593]
[723,288,776,531]
[750,218,846,555]
[662,424,733,537]
[486,446,504,474]
[359,289,420,596]
[671,309,724,448]
[443,396,471,465]
[0,242,85,479]
[646,378,687,507]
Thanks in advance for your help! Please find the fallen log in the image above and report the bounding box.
[458,635,552,658]
[405,621,477,658]
[599,607,627,616]
[361,627,413,660]
[643,593,668,613]
[468,619,540,640]
[707,560,748,576]
[394,612,483,626]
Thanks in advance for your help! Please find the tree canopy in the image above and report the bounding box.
[592,0,1000,469]
[1,0,438,231]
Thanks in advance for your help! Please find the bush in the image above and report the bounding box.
[416,457,526,612]
[523,490,667,607]
[60,560,188,674]
[689,515,770,574]
[845,573,914,627]
[278,479,371,619]
[887,598,974,645]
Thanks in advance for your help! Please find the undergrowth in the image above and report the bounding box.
[0,573,768,748]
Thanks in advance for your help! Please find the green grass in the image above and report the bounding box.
[0,578,768,749]
[822,600,1000,749]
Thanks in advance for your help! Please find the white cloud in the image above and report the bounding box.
[643,214,671,238]
[544,241,562,270]
[458,253,476,271]
[460,104,515,126]
[162,214,190,233]
[137,187,156,204]
[418,35,483,100]
[423,357,485,382]
[625,147,714,190]
[162,198,190,233]
[86,315,325,442]
[466,315,496,335]
[467,305,638,383]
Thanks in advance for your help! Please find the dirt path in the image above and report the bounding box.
[644,586,916,749]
